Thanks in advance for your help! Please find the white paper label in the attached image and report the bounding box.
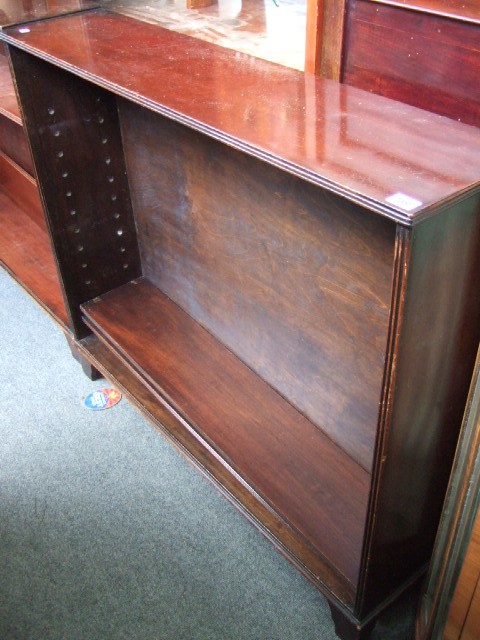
[385,192,423,211]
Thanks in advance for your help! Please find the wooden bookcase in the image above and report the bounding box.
[2,8,480,639]
[0,43,67,325]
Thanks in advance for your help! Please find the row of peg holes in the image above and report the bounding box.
[47,104,130,285]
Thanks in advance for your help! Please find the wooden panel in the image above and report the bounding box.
[359,195,480,614]
[81,277,371,589]
[343,0,480,126]
[0,151,43,230]
[120,99,395,471]
[0,187,67,325]
[8,48,141,338]
[3,10,480,223]
[444,509,480,640]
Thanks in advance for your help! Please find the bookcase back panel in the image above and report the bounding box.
[119,100,396,471]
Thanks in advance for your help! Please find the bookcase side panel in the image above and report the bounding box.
[359,195,480,614]
[8,47,141,338]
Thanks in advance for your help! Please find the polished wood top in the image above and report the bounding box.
[0,0,100,29]
[2,9,480,224]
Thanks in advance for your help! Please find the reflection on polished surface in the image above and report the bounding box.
[110,0,307,70]
[0,0,100,28]
[3,9,480,221]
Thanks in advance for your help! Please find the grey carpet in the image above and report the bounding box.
[0,268,416,639]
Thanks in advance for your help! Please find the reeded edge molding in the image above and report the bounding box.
[355,225,412,615]
[416,344,480,640]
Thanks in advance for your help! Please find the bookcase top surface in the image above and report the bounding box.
[3,8,480,224]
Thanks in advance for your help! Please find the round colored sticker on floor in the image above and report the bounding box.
[84,388,122,410]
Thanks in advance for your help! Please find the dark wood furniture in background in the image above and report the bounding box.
[2,8,480,638]
[416,345,480,640]
[0,1,101,328]
[312,0,480,127]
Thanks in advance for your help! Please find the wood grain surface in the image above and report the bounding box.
[82,277,371,589]
[3,10,480,223]
[120,99,395,471]
[343,0,480,126]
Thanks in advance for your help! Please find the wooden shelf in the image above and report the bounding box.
[0,39,66,327]
[0,169,67,326]
[81,276,370,589]
[0,46,21,122]
[0,50,33,173]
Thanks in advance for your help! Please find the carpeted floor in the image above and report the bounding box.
[0,268,417,639]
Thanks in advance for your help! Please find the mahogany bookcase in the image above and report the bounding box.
[2,8,480,639]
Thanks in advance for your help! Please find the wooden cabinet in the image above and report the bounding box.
[314,0,480,127]
[2,8,480,639]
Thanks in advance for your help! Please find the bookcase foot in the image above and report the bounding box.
[65,335,102,381]
[328,603,376,640]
